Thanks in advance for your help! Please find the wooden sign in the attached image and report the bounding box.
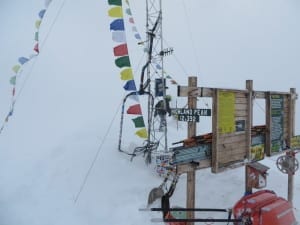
[270,94,285,153]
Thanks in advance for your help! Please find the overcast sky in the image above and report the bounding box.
[1,0,300,133]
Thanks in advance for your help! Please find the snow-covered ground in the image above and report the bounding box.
[0,0,299,224]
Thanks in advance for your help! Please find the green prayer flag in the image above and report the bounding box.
[115,56,131,68]
[10,76,16,85]
[132,116,145,128]
[108,0,122,6]
[35,32,39,41]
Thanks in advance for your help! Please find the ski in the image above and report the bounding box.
[151,218,242,223]
[139,207,230,212]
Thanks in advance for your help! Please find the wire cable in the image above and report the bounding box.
[74,101,122,203]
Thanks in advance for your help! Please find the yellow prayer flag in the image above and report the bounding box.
[108,6,123,18]
[12,64,21,73]
[135,128,148,139]
[35,20,42,29]
[120,68,133,80]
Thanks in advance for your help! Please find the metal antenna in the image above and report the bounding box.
[142,0,169,152]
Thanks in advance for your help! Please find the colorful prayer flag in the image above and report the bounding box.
[35,32,39,41]
[112,31,126,42]
[108,6,123,18]
[39,9,46,19]
[134,33,141,40]
[123,80,136,91]
[10,76,16,85]
[125,8,132,15]
[12,65,21,73]
[135,128,148,138]
[35,20,42,29]
[129,17,134,23]
[128,94,139,102]
[114,44,128,56]
[18,57,29,65]
[127,104,142,115]
[132,116,145,128]
[120,68,134,80]
[115,56,131,68]
[108,0,122,6]
[110,19,125,31]
[34,43,39,53]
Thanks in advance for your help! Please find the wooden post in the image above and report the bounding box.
[245,164,252,195]
[212,89,219,173]
[288,88,296,203]
[265,92,271,156]
[246,80,253,160]
[186,76,197,225]
[245,81,253,195]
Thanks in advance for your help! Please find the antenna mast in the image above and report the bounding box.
[142,0,168,152]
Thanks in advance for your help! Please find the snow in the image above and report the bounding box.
[0,0,299,224]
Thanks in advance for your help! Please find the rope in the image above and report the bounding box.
[17,0,67,100]
[0,0,67,134]
[74,101,122,203]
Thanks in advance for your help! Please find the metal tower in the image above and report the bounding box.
[139,0,170,153]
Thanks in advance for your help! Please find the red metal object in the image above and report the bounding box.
[233,190,297,225]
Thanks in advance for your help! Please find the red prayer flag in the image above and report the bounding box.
[113,44,128,56]
[34,43,39,53]
[127,104,142,115]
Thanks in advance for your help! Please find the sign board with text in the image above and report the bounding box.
[172,108,211,122]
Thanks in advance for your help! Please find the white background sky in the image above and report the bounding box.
[0,0,299,224]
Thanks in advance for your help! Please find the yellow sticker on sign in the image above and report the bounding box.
[218,91,235,134]
[291,135,300,149]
